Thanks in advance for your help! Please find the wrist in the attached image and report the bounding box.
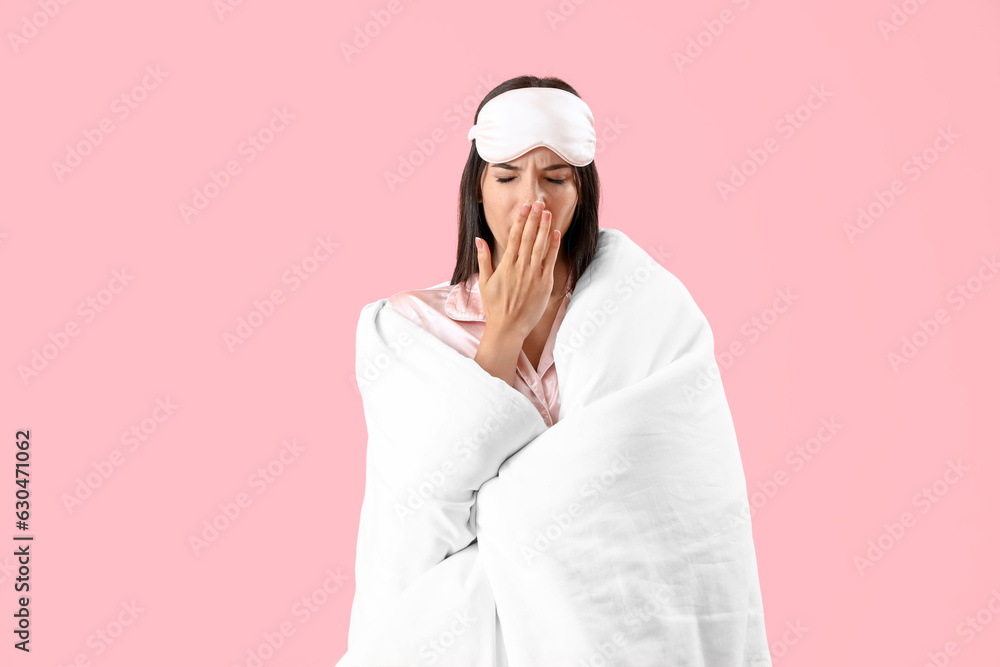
[475,323,523,387]
[482,322,525,351]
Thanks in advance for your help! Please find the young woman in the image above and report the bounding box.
[386,76,600,429]
[339,75,772,667]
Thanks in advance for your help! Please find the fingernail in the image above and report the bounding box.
[475,237,483,252]
[521,203,530,215]
[532,201,543,212]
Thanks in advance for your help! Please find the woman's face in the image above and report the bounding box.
[478,146,578,268]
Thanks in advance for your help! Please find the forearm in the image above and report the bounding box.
[474,325,523,387]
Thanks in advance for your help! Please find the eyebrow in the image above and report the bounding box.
[492,162,572,171]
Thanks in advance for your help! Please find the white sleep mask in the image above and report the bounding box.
[467,87,597,167]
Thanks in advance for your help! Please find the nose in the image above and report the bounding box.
[520,178,547,208]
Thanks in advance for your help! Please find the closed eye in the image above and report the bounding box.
[496,177,565,184]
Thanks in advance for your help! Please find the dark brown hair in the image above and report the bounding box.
[449,75,602,291]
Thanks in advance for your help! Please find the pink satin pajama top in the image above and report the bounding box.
[386,272,572,428]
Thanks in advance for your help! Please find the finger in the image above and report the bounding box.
[543,228,561,277]
[475,236,493,285]
[518,201,543,266]
[530,210,552,271]
[506,202,531,266]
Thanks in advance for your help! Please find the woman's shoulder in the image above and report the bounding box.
[383,279,457,329]
[386,279,451,312]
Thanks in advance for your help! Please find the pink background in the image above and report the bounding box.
[2,0,999,665]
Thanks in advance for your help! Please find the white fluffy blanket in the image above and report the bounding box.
[337,228,772,667]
